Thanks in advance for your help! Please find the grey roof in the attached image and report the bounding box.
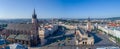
[6,24,33,31]
[7,35,16,39]
[79,29,84,35]
[15,34,30,41]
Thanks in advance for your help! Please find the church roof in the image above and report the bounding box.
[7,34,30,41]
[15,34,30,41]
[6,24,33,31]
[7,34,16,39]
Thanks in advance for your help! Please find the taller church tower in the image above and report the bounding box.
[31,9,39,46]
[32,9,38,24]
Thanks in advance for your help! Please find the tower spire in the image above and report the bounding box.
[32,8,38,24]
[32,8,37,19]
[33,8,36,15]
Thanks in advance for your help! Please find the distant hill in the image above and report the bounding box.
[86,17,120,20]
[106,17,120,20]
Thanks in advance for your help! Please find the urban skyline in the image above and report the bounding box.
[1,0,120,19]
[0,1,120,48]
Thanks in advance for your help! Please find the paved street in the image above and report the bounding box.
[94,33,118,46]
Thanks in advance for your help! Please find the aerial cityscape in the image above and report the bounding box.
[0,0,120,49]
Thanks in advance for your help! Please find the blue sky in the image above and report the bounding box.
[0,0,120,19]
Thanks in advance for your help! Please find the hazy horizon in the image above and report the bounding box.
[0,0,120,19]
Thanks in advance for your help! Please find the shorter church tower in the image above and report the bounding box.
[87,17,92,32]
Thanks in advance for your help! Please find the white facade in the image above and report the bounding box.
[98,25,120,38]
[38,24,58,45]
[38,24,58,38]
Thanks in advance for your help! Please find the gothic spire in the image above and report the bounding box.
[32,8,37,19]
[33,8,36,15]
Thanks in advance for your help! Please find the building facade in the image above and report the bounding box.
[75,28,94,45]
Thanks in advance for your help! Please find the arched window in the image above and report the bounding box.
[83,42,84,44]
